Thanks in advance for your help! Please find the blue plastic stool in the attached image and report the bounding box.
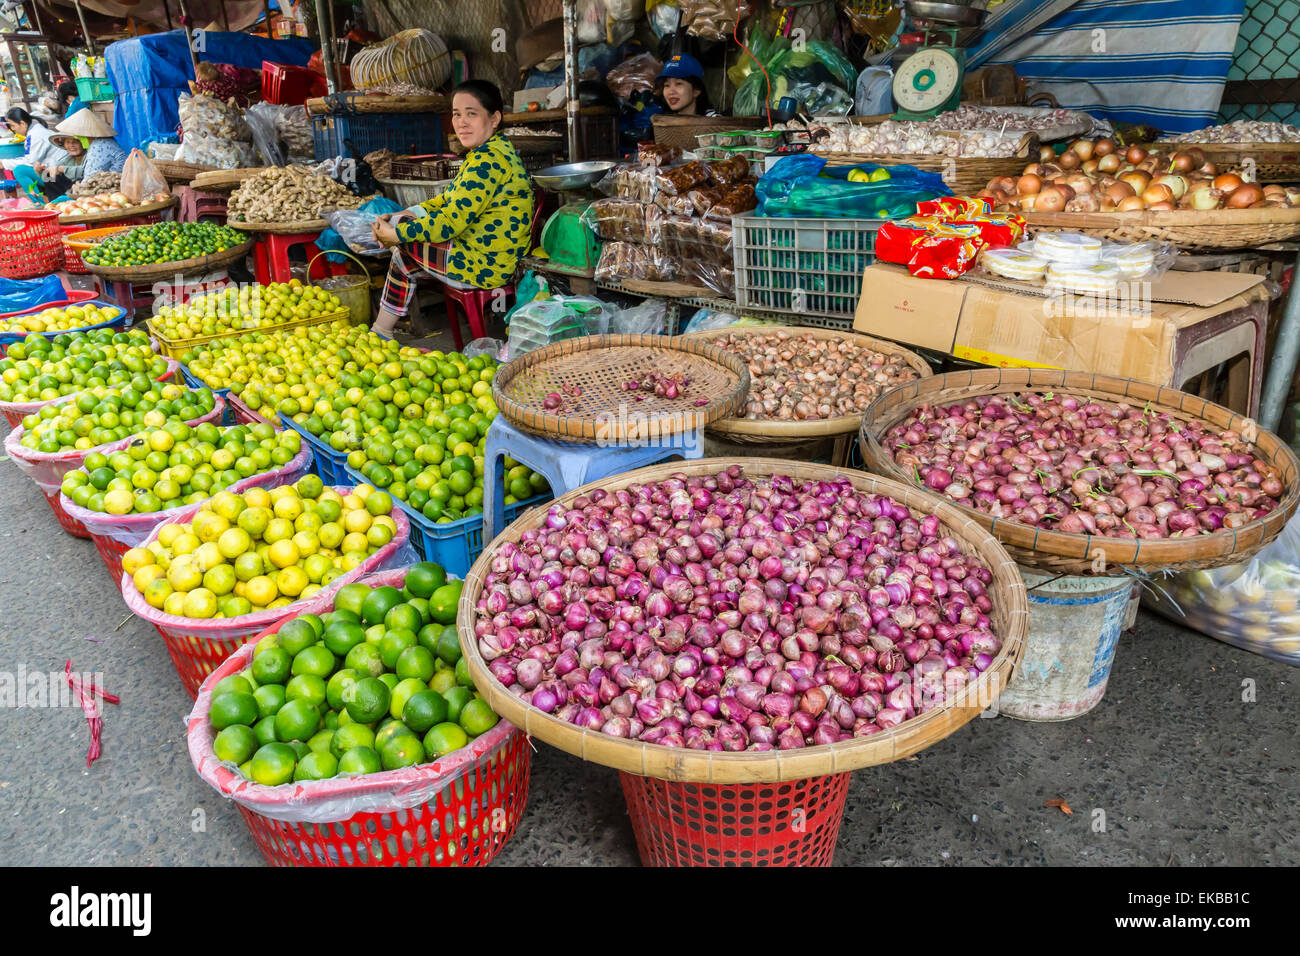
[483,416,704,542]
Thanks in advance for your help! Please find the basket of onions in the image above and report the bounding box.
[1158,121,1300,184]
[975,138,1300,251]
[457,459,1029,865]
[681,326,931,442]
[859,369,1300,576]
[56,192,177,226]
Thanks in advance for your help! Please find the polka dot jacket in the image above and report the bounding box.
[396,132,535,289]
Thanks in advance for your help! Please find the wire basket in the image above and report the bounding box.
[0,211,63,279]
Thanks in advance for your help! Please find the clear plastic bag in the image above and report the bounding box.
[176,93,257,169]
[595,242,677,282]
[325,208,388,256]
[464,337,507,360]
[583,198,663,243]
[246,102,316,167]
[606,52,661,100]
[1145,513,1300,667]
[682,309,781,333]
[610,297,670,334]
[120,149,168,203]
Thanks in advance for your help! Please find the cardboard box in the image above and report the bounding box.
[854,263,1269,384]
[513,86,562,112]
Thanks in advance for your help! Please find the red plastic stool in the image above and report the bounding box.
[253,231,347,285]
[441,279,515,351]
[178,186,229,224]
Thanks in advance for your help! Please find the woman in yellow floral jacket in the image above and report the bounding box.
[371,81,534,335]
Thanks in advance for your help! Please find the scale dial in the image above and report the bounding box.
[893,47,962,114]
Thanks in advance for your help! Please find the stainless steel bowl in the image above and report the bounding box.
[905,1,987,27]
[531,160,618,191]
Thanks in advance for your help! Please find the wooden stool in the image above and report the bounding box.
[252,231,346,285]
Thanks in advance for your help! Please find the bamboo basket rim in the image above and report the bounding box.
[857,368,1300,575]
[491,334,752,444]
[62,225,130,249]
[82,238,255,282]
[228,218,329,234]
[456,458,1030,783]
[153,159,216,183]
[57,195,177,226]
[1153,139,1300,153]
[1024,207,1300,226]
[680,325,932,441]
[191,168,270,193]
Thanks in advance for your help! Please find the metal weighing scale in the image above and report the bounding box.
[531,160,616,276]
[892,1,988,121]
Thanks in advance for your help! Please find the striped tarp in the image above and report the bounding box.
[966,0,1246,133]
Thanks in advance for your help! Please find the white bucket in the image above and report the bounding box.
[998,567,1132,721]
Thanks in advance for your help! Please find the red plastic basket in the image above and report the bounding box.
[188,567,531,867]
[620,771,852,866]
[262,62,326,106]
[60,222,92,273]
[0,211,63,278]
[226,391,278,429]
[90,530,130,579]
[41,487,92,538]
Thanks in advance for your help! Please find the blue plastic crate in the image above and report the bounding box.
[0,301,128,354]
[280,415,351,486]
[176,362,235,423]
[343,463,549,578]
[311,106,444,161]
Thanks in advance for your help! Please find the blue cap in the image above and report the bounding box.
[657,54,704,83]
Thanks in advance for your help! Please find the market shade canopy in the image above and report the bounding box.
[104,30,315,150]
[965,0,1246,133]
[50,0,267,32]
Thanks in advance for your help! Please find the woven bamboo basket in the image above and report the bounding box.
[457,458,1030,783]
[819,132,1037,196]
[681,326,931,443]
[154,160,215,184]
[58,196,178,227]
[192,168,269,193]
[858,368,1300,576]
[653,115,765,153]
[1153,141,1300,184]
[228,218,329,234]
[82,238,255,282]
[1021,207,1300,252]
[492,334,751,443]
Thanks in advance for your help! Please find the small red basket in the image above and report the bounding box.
[0,211,63,278]
[262,62,326,105]
[90,530,130,579]
[620,772,852,866]
[41,487,92,538]
[227,391,278,429]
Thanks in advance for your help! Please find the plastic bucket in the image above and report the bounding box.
[997,567,1131,721]
[308,250,371,326]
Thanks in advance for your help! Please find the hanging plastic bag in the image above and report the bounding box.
[756,154,952,219]
[610,298,669,335]
[606,53,662,100]
[119,149,168,203]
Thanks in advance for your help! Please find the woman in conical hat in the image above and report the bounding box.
[43,108,128,197]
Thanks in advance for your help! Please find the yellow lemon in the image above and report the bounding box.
[343,509,372,534]
[276,565,308,597]
[243,487,272,510]
[164,591,188,616]
[342,531,369,555]
[143,577,173,610]
[268,539,300,569]
[218,527,252,560]
[170,531,201,556]
[246,575,278,606]
[182,588,219,619]
[167,556,202,592]
[211,491,246,522]
[194,512,231,544]
[194,542,225,573]
[318,522,344,549]
[133,564,166,592]
[122,548,155,577]
[291,530,319,557]
[273,495,304,521]
[264,517,295,544]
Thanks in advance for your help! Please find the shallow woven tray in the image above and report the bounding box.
[492,334,751,444]
[153,160,215,184]
[62,225,130,250]
[858,368,1300,576]
[652,115,764,152]
[191,168,269,193]
[82,238,255,282]
[457,458,1029,783]
[821,134,1036,196]
[681,326,932,443]
[58,196,178,226]
[228,218,329,234]
[1152,141,1300,184]
[1021,207,1300,252]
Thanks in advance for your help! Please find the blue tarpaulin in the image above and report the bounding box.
[104,31,316,151]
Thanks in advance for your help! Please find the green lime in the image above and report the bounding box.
[333,582,371,618]
[211,674,253,700]
[423,722,469,758]
[442,686,474,723]
[284,674,327,708]
[429,669,458,694]
[325,668,359,711]
[251,645,291,685]
[417,622,443,655]
[253,683,286,718]
[330,721,376,758]
[213,724,258,764]
[287,740,311,760]
[249,742,297,786]
[253,714,278,746]
[275,697,321,742]
[384,602,423,635]
[380,629,417,670]
[378,672,400,692]
[435,625,462,665]
[459,698,499,737]
[297,612,325,638]
[210,692,259,730]
[344,676,390,723]
[307,728,335,754]
[404,562,447,599]
[337,745,382,775]
[404,597,431,626]
[389,677,427,720]
[345,642,384,678]
[396,645,436,683]
[380,733,424,770]
[323,620,367,656]
[276,618,319,657]
[401,689,447,734]
[291,644,336,679]
[454,655,473,687]
[360,585,404,625]
[293,751,339,781]
[428,582,463,625]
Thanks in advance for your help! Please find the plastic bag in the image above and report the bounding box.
[176,93,257,169]
[186,568,526,824]
[595,242,677,282]
[577,0,608,44]
[806,40,858,91]
[0,274,69,314]
[756,154,952,219]
[1144,512,1300,667]
[681,0,751,40]
[120,149,168,203]
[856,66,894,116]
[325,208,388,256]
[787,81,855,116]
[464,337,508,361]
[243,102,314,166]
[504,270,551,327]
[60,443,314,548]
[610,297,670,334]
[583,198,663,243]
[682,309,781,333]
[606,52,661,100]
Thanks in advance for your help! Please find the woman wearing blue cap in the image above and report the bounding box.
[654,54,721,116]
